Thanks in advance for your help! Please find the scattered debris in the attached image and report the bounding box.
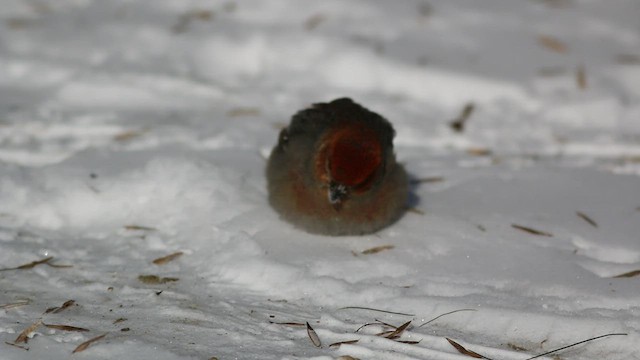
[336,356,359,360]
[526,333,627,359]
[446,338,485,359]
[15,320,43,344]
[45,300,76,314]
[267,298,288,303]
[361,245,394,255]
[152,251,184,265]
[507,343,528,351]
[511,224,553,237]
[124,225,156,231]
[306,322,321,347]
[576,64,587,90]
[0,300,30,310]
[576,211,597,227]
[304,13,326,31]
[173,9,214,33]
[72,333,107,354]
[113,130,145,142]
[329,339,359,348]
[138,275,179,284]
[449,103,475,133]
[444,332,627,360]
[612,269,640,278]
[5,341,28,350]
[46,261,73,269]
[43,324,90,332]
[538,35,568,53]
[120,327,130,332]
[113,318,127,324]
[355,321,384,333]
[466,148,492,157]
[383,320,411,339]
[0,256,54,271]
[269,321,305,327]
[397,340,421,344]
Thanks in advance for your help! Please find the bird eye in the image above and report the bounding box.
[278,128,289,148]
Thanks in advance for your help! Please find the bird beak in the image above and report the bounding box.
[328,182,349,211]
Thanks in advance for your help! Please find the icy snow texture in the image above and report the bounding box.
[1,0,640,359]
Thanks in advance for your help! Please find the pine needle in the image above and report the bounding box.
[446,338,489,359]
[418,308,476,328]
[329,339,359,348]
[512,224,553,237]
[5,341,28,350]
[361,245,394,255]
[0,257,54,271]
[269,321,305,327]
[450,103,475,133]
[612,269,640,278]
[72,333,107,354]
[337,306,415,317]
[0,300,30,310]
[138,275,179,284]
[45,300,76,314]
[124,224,156,231]
[44,324,90,332]
[538,35,568,53]
[152,252,184,265]
[525,333,627,359]
[576,64,587,90]
[576,211,597,227]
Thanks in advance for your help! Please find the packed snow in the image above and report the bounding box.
[1,0,639,359]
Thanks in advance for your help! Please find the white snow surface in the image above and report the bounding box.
[1,1,640,359]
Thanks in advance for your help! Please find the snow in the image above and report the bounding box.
[1,0,639,359]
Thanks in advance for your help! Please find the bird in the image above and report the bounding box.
[266,98,408,236]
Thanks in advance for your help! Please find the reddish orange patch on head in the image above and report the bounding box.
[326,126,382,188]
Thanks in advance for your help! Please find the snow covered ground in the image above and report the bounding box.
[1,0,640,359]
